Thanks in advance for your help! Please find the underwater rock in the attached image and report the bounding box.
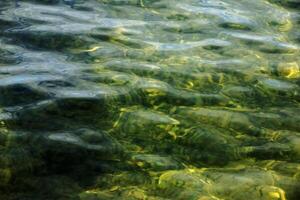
[0,128,123,187]
[277,62,300,79]
[259,41,299,54]
[135,78,229,106]
[257,78,299,97]
[176,126,242,165]
[260,130,300,161]
[0,48,20,64]
[173,107,259,135]
[0,84,50,106]
[115,108,179,140]
[46,129,122,155]
[115,108,249,165]
[248,142,292,160]
[158,168,289,200]
[41,129,124,170]
[221,85,256,101]
[7,86,130,130]
[130,154,182,171]
[1,0,300,199]
[257,160,300,178]
[7,30,90,50]
[96,171,152,188]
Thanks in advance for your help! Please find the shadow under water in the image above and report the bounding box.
[0,0,300,199]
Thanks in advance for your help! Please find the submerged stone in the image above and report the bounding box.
[173,107,259,135]
[257,79,298,95]
[277,62,300,79]
[221,85,256,100]
[1,0,300,199]
[158,168,290,200]
[130,154,182,171]
[0,84,49,106]
[0,128,123,188]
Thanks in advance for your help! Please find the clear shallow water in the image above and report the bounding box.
[0,0,300,199]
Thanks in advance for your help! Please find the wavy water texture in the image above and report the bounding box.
[0,0,300,199]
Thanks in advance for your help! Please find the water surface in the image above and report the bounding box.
[0,0,300,199]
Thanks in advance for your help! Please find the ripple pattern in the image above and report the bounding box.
[0,0,300,199]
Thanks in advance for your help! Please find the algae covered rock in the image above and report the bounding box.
[44,128,123,162]
[173,107,259,135]
[114,107,179,140]
[260,130,300,161]
[256,78,299,98]
[7,85,129,130]
[130,154,182,171]
[175,126,243,165]
[0,128,123,188]
[277,62,300,79]
[1,0,300,199]
[158,168,289,200]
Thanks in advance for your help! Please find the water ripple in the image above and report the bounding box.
[0,0,300,199]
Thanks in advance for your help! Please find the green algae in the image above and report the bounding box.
[0,0,300,199]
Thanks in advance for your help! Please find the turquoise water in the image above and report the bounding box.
[0,0,300,199]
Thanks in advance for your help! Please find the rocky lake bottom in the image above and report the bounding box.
[0,0,300,199]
